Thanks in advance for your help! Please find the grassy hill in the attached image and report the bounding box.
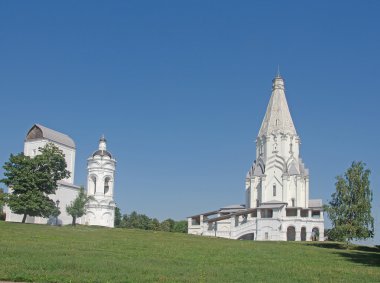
[0,221,379,282]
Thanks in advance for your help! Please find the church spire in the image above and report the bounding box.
[258,74,297,137]
[99,135,107,150]
[276,65,281,78]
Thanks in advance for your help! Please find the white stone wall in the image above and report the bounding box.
[5,183,81,225]
[24,139,76,184]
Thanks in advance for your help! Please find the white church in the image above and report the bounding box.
[188,74,325,241]
[4,124,116,228]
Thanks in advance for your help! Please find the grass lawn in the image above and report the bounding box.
[0,221,379,282]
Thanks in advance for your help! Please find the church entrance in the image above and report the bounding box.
[301,227,306,241]
[311,227,319,241]
[287,226,296,241]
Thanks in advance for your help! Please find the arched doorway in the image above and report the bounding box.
[287,226,296,241]
[301,227,306,241]
[311,227,319,241]
[238,233,255,240]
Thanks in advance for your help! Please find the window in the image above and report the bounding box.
[312,210,321,218]
[256,199,260,207]
[273,184,276,196]
[291,198,295,207]
[265,232,269,240]
[286,208,297,217]
[261,209,273,218]
[301,210,309,217]
[192,217,200,225]
[104,177,110,194]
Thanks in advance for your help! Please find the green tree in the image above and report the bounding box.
[173,220,188,233]
[114,206,122,227]
[0,188,5,209]
[151,218,160,231]
[0,188,6,221]
[160,218,175,232]
[324,161,374,243]
[66,187,93,226]
[1,143,70,223]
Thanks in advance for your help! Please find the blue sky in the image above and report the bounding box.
[0,1,379,244]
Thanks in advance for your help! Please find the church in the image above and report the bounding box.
[4,124,116,228]
[188,74,325,241]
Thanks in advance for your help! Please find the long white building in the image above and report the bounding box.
[188,74,324,241]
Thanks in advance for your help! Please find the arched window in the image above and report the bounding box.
[287,226,296,241]
[104,177,110,194]
[273,184,276,196]
[90,176,97,194]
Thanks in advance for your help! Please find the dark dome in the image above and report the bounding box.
[92,150,112,158]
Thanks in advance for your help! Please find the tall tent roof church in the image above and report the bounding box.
[188,74,325,241]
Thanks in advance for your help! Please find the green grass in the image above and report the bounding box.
[0,222,379,282]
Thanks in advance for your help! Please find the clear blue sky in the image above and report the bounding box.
[0,1,379,244]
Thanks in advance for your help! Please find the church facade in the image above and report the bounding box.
[188,75,324,241]
[5,124,116,228]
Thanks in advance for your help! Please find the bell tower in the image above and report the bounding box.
[85,135,116,228]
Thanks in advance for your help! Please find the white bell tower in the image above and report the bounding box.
[85,135,116,228]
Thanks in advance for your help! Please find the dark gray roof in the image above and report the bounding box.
[92,149,112,158]
[187,210,219,218]
[26,124,75,148]
[220,204,245,210]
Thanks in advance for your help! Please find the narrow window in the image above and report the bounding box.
[291,198,295,207]
[265,232,269,240]
[104,177,110,194]
[256,199,259,207]
[273,184,276,196]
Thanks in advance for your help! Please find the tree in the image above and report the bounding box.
[160,218,175,232]
[151,218,160,231]
[0,188,5,209]
[324,161,374,243]
[0,188,6,221]
[66,187,93,226]
[114,206,122,227]
[173,220,188,233]
[1,143,70,223]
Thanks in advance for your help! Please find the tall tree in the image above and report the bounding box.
[173,220,188,233]
[114,206,122,227]
[324,161,374,243]
[0,188,6,220]
[160,218,175,232]
[0,188,5,209]
[1,143,70,223]
[66,187,93,226]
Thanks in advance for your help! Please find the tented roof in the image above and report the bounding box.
[258,76,297,137]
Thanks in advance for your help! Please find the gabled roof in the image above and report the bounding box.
[25,124,75,148]
[258,76,297,137]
